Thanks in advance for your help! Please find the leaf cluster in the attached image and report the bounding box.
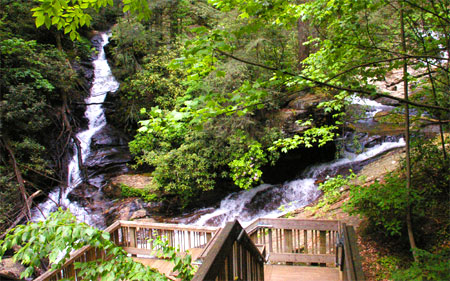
[0,209,195,280]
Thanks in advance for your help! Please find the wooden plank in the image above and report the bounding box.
[264,264,340,281]
[342,225,365,281]
[269,253,335,264]
[123,247,155,256]
[118,220,218,232]
[268,229,273,253]
[192,221,264,281]
[284,229,293,253]
[304,230,308,254]
[320,230,327,267]
[246,218,339,234]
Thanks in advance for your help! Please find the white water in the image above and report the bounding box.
[32,33,119,225]
[191,97,404,227]
[348,94,393,117]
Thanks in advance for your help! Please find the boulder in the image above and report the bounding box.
[0,258,25,280]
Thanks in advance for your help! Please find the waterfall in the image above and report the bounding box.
[189,97,404,227]
[32,33,119,226]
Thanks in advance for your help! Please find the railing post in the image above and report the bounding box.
[268,228,273,253]
[320,230,327,266]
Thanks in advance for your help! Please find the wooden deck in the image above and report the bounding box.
[133,259,341,281]
[264,265,340,281]
[36,219,364,281]
[132,248,204,279]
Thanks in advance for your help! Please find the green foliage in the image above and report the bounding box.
[0,210,194,280]
[229,142,268,189]
[31,0,150,41]
[269,120,338,153]
[345,172,413,236]
[306,171,358,214]
[376,255,402,281]
[31,0,112,41]
[113,47,186,129]
[120,183,157,202]
[345,138,450,237]
[392,248,450,281]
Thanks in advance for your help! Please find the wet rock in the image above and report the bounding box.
[103,182,123,198]
[104,198,164,224]
[85,147,131,169]
[130,209,147,220]
[110,174,154,190]
[0,258,25,280]
[287,92,324,111]
[375,96,401,106]
[242,186,284,217]
[91,126,129,148]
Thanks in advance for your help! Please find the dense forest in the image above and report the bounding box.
[1,0,449,280]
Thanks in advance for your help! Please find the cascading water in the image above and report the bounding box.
[32,33,119,227]
[189,97,404,227]
[30,35,404,230]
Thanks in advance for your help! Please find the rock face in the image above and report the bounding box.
[262,91,337,183]
[85,125,131,176]
[0,258,25,280]
[104,198,164,225]
[271,91,330,135]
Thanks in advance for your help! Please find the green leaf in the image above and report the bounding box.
[35,15,45,27]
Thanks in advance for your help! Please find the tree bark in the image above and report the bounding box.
[400,3,418,262]
[1,137,32,221]
[0,191,41,240]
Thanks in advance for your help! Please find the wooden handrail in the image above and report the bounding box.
[245,218,339,265]
[246,218,339,235]
[339,223,365,281]
[193,220,265,281]
[35,221,219,281]
[34,221,121,281]
[117,220,218,232]
[35,218,365,280]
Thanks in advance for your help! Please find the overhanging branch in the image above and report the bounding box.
[215,49,450,113]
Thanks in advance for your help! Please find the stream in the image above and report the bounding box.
[32,33,120,228]
[32,32,405,229]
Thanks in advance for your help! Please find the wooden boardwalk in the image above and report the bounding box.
[264,265,340,281]
[36,219,364,281]
[134,257,340,281]
[132,248,204,280]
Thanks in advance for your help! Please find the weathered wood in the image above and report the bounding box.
[246,218,339,234]
[284,229,293,253]
[192,220,264,281]
[320,230,327,266]
[37,219,365,281]
[342,224,365,281]
[269,253,335,264]
[264,264,340,281]
[118,220,217,232]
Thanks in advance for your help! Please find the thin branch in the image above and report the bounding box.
[403,0,450,24]
[215,49,450,113]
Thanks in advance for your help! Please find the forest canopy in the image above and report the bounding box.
[0,0,449,279]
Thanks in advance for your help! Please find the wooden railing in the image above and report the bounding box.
[193,220,265,281]
[115,220,217,255]
[35,221,219,281]
[337,223,365,281]
[35,218,364,281]
[245,218,339,265]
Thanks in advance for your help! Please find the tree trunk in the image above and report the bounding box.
[400,3,418,262]
[0,191,42,240]
[1,137,32,220]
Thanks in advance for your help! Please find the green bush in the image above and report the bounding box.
[344,172,413,236]
[392,248,450,281]
[120,184,157,202]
